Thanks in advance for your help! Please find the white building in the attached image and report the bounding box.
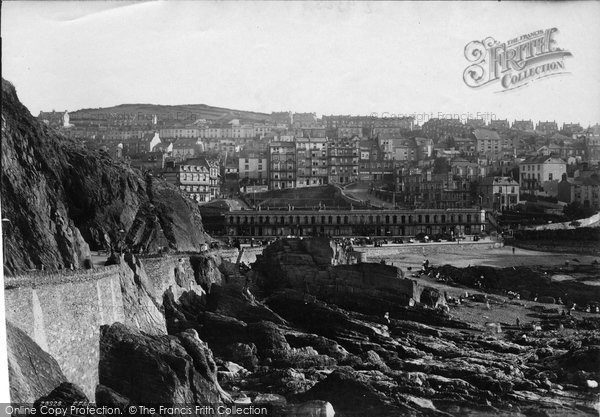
[519,156,566,194]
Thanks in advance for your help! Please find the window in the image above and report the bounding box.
[549,173,553,180]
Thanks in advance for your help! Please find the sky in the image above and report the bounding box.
[2,1,600,126]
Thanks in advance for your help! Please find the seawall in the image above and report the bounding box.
[354,241,504,259]
[2,243,303,402]
[4,266,126,399]
[4,251,234,401]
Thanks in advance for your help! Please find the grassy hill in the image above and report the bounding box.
[69,103,271,123]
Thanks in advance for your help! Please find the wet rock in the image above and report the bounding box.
[281,400,335,417]
[254,392,288,407]
[284,331,350,362]
[224,343,259,371]
[301,369,415,416]
[401,395,436,411]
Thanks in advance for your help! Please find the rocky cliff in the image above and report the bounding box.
[1,78,210,275]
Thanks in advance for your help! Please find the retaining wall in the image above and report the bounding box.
[4,266,125,399]
[354,241,503,259]
[524,212,600,231]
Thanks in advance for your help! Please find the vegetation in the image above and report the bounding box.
[432,157,451,175]
[564,201,597,220]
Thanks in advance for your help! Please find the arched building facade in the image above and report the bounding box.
[224,208,486,237]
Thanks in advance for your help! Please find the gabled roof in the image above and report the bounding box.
[521,155,566,164]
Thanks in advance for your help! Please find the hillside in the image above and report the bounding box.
[1,79,211,275]
[69,103,271,123]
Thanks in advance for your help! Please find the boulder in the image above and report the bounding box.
[248,321,291,359]
[95,384,131,408]
[35,382,89,403]
[34,383,89,416]
[99,323,230,405]
[224,343,259,371]
[301,369,413,416]
[6,321,67,403]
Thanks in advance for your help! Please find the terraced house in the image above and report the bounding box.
[295,137,329,187]
[162,158,219,203]
[327,136,360,184]
[268,141,296,189]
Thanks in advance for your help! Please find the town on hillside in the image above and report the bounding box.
[38,109,600,237]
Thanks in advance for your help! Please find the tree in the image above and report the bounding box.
[564,201,594,220]
[433,157,451,175]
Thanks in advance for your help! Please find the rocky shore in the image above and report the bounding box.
[8,237,600,416]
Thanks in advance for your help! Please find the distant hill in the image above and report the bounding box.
[69,103,272,123]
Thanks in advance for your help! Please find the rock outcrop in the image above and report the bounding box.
[1,78,210,275]
[99,323,231,407]
[120,254,168,334]
[252,238,421,313]
[6,322,67,403]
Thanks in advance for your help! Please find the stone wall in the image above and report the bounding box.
[4,254,186,400]
[5,266,125,399]
[355,241,504,259]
